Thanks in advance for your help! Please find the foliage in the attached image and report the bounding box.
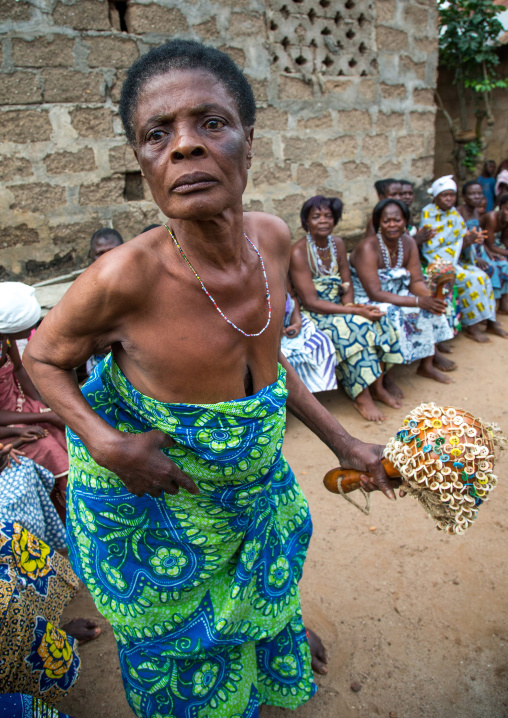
[437,0,508,177]
[463,140,482,173]
[438,0,508,92]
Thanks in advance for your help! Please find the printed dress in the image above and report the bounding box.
[301,275,403,398]
[280,296,337,393]
[66,356,316,718]
[0,522,80,705]
[350,267,453,363]
[419,204,496,327]
[464,218,508,300]
[0,458,66,551]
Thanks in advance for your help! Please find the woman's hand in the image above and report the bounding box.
[354,305,385,322]
[414,226,436,244]
[340,439,401,500]
[96,430,200,498]
[416,295,447,314]
[476,258,490,272]
[0,443,24,472]
[16,426,47,442]
[284,316,302,338]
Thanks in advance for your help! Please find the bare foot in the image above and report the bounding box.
[306,627,327,675]
[62,618,101,645]
[463,325,491,343]
[371,377,402,409]
[383,371,404,398]
[486,320,508,338]
[437,341,454,354]
[433,348,457,372]
[353,389,386,422]
[417,361,452,384]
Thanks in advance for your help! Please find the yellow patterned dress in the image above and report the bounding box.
[0,522,80,709]
[419,204,496,327]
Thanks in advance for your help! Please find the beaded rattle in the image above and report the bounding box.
[324,403,505,535]
[426,259,456,300]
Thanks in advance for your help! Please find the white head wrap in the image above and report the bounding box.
[0,282,41,334]
[495,170,508,198]
[428,175,457,198]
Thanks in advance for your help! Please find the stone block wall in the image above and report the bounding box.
[1,0,439,281]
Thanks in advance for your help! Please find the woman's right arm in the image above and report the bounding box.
[481,212,508,257]
[24,255,198,498]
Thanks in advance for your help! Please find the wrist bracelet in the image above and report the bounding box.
[415,297,419,307]
[344,303,354,307]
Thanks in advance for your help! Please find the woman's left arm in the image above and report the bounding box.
[334,237,355,305]
[9,341,42,402]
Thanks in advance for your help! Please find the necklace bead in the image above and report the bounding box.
[165,224,272,338]
[377,232,404,270]
[306,233,338,276]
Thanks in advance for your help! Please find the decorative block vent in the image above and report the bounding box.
[267,0,377,76]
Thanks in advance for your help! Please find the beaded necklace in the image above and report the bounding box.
[165,224,272,338]
[377,232,404,269]
[306,233,338,277]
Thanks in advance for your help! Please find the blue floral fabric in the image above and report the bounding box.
[66,356,316,718]
[350,266,453,363]
[0,522,80,705]
[0,693,72,717]
[0,458,66,551]
[464,218,508,299]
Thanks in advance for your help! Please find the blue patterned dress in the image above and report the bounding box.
[419,204,496,326]
[464,218,508,300]
[66,356,316,718]
[350,267,453,363]
[301,275,403,398]
[0,458,66,551]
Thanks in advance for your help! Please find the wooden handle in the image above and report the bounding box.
[323,458,399,494]
[434,276,454,301]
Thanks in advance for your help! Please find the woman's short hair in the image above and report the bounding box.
[372,198,410,233]
[300,196,343,231]
[119,39,256,145]
[374,178,397,198]
[499,193,508,208]
[462,179,482,196]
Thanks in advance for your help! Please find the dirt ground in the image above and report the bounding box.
[59,319,508,718]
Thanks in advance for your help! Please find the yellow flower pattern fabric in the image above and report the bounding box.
[0,522,80,704]
[66,356,316,717]
[419,204,496,327]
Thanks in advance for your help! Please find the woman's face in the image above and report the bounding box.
[435,190,457,211]
[306,206,335,239]
[379,204,406,241]
[400,183,414,207]
[464,183,484,209]
[132,69,253,221]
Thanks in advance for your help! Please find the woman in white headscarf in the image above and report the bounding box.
[419,176,506,342]
[0,283,69,520]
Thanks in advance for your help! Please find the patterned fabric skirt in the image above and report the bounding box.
[0,523,80,704]
[67,356,316,718]
[281,315,337,393]
[351,267,454,363]
[0,693,72,717]
[455,263,496,326]
[474,244,508,299]
[0,458,66,551]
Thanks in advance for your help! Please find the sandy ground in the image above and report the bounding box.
[59,319,508,718]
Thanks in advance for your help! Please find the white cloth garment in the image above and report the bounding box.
[428,175,457,198]
[0,282,41,334]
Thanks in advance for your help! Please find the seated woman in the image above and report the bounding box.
[290,195,404,422]
[419,176,505,343]
[481,191,508,263]
[280,285,338,394]
[349,198,454,384]
[458,181,508,315]
[0,283,68,520]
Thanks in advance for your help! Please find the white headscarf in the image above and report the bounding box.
[0,282,41,334]
[428,175,457,198]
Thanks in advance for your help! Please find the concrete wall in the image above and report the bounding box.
[1,0,439,281]
[434,45,508,181]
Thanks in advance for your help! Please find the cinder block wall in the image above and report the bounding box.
[0,0,438,281]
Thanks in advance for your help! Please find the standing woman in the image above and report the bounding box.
[349,199,454,383]
[290,196,404,422]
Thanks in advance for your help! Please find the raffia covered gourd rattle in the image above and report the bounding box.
[324,403,504,535]
[426,258,456,300]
